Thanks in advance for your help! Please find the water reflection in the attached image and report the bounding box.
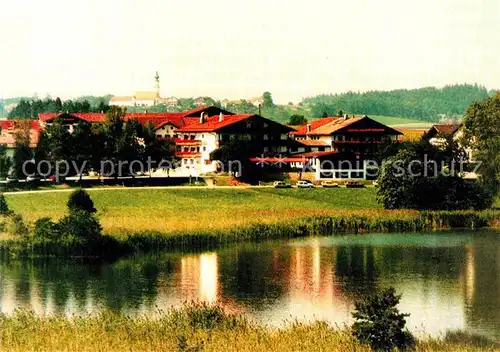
[0,231,498,339]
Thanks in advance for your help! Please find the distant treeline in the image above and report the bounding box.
[7,95,112,119]
[304,84,492,121]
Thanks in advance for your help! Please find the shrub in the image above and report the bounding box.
[33,217,59,242]
[58,210,102,242]
[352,287,414,351]
[67,189,96,214]
[6,212,30,239]
[0,193,9,215]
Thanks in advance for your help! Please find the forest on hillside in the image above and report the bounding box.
[2,84,495,123]
[304,84,491,122]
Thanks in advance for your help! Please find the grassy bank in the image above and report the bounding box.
[1,304,497,352]
[1,188,499,257]
[3,188,382,236]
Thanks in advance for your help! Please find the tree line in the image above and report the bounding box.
[305,84,491,122]
[9,107,177,180]
[8,96,112,119]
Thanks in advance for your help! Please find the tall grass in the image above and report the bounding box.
[0,209,498,257]
[0,303,497,352]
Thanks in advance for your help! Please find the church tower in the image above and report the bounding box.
[154,71,160,98]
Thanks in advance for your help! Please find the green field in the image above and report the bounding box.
[4,188,387,236]
[369,115,422,125]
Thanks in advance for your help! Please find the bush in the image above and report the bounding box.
[352,287,414,351]
[33,217,59,242]
[6,213,30,239]
[0,193,9,215]
[58,210,102,242]
[67,189,96,214]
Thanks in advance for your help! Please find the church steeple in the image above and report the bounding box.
[154,71,160,97]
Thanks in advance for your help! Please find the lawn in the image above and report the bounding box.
[369,115,425,126]
[4,188,384,236]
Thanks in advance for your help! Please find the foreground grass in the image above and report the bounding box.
[4,188,383,236]
[1,304,496,352]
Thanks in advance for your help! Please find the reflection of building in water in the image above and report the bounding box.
[180,253,219,303]
[284,240,352,323]
[461,244,475,306]
[200,253,218,303]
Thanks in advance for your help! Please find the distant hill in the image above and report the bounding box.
[302,84,490,122]
[3,84,496,123]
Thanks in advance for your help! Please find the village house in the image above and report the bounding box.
[0,120,41,158]
[286,115,403,180]
[37,105,293,175]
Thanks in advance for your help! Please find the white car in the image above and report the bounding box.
[297,180,314,188]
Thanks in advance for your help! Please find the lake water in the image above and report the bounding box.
[0,230,499,340]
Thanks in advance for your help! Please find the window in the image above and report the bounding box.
[280,134,287,140]
[263,134,269,140]
[190,159,194,164]
[280,146,287,152]
[184,135,189,140]
[203,146,206,152]
[202,134,204,138]
[204,160,211,165]
[263,122,268,128]
[246,121,252,128]
[263,147,269,152]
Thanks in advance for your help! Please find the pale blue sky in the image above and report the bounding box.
[1,0,499,103]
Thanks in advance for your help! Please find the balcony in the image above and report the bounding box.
[175,151,202,158]
[333,139,401,145]
[172,138,201,146]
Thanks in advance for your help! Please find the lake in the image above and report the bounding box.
[0,230,499,340]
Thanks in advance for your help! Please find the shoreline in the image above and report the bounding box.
[1,210,498,259]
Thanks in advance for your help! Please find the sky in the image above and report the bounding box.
[1,0,499,103]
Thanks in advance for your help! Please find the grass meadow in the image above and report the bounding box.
[4,188,389,237]
[1,303,497,352]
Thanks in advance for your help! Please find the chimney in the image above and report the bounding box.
[306,123,312,133]
[343,114,348,120]
[219,112,223,122]
[200,112,205,123]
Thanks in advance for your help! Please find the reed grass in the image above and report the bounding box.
[1,188,498,257]
[0,303,496,352]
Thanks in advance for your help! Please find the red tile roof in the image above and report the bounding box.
[290,117,339,135]
[290,117,364,136]
[39,112,106,123]
[0,120,41,147]
[432,124,460,136]
[176,114,254,132]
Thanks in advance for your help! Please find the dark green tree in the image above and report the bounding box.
[352,287,414,351]
[287,114,307,125]
[262,91,274,108]
[0,145,12,179]
[462,92,500,195]
[0,193,9,215]
[67,189,97,214]
[12,123,34,179]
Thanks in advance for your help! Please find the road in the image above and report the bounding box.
[2,185,274,196]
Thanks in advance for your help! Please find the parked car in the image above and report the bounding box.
[6,176,19,183]
[372,180,379,188]
[297,180,314,188]
[26,175,40,182]
[321,180,339,188]
[274,181,292,189]
[344,180,365,188]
